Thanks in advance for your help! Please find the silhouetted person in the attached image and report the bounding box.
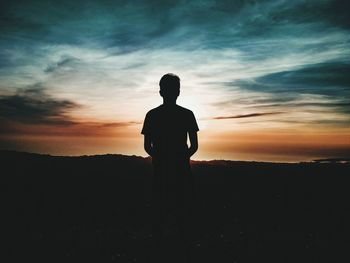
[141,73,199,262]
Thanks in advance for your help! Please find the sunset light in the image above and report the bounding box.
[1,0,349,162]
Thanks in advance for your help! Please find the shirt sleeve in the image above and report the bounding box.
[188,111,199,132]
[141,112,152,135]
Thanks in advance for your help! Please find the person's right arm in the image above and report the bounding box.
[188,131,198,157]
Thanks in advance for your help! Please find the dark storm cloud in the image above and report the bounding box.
[0,85,79,125]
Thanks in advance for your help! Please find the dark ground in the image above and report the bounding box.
[2,150,350,262]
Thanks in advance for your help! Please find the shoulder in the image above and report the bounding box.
[175,105,194,115]
[145,105,162,116]
[176,105,199,130]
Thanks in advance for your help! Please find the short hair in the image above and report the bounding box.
[159,73,180,91]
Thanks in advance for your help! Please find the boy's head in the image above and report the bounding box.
[159,73,180,101]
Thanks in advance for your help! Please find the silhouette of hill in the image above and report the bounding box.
[2,150,349,263]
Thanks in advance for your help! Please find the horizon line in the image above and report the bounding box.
[1,149,348,165]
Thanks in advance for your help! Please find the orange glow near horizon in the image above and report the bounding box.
[1,117,349,162]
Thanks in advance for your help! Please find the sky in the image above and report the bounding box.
[0,0,349,162]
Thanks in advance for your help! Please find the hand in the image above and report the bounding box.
[149,148,158,158]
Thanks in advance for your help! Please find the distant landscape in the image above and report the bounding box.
[2,150,350,263]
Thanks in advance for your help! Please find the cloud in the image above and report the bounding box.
[0,83,141,137]
[44,56,79,73]
[0,119,140,137]
[225,62,350,121]
[250,101,350,114]
[101,121,142,127]
[233,62,350,95]
[0,84,80,125]
[213,112,284,120]
[1,0,349,53]
[261,62,350,89]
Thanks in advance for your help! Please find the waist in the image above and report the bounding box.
[153,144,188,153]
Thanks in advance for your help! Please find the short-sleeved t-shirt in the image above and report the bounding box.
[141,104,199,155]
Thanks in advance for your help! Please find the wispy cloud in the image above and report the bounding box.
[44,56,80,73]
[213,112,284,120]
[101,121,142,127]
[234,62,350,96]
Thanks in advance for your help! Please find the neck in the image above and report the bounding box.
[162,99,177,105]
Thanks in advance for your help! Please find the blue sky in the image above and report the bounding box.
[0,0,349,161]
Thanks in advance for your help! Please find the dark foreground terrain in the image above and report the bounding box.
[2,150,350,263]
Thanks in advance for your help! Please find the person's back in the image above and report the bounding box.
[141,73,199,262]
[142,103,198,157]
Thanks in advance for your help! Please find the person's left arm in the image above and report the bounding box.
[187,111,199,157]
